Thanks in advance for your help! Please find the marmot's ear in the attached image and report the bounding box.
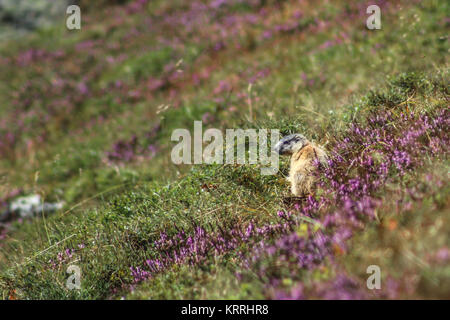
[274,133,309,155]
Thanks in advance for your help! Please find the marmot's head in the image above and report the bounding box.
[274,133,309,155]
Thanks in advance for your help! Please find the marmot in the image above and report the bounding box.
[275,134,328,197]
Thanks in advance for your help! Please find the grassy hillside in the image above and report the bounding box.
[0,0,448,299]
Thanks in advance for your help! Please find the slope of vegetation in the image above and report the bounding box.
[0,0,448,299]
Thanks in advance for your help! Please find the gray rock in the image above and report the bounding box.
[0,0,74,39]
[0,194,64,222]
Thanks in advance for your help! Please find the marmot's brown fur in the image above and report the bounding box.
[275,134,328,197]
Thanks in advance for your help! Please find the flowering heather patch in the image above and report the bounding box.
[0,131,18,161]
[105,124,160,163]
[0,0,409,162]
[47,245,86,270]
[0,0,448,300]
[106,135,158,163]
[247,90,449,298]
[130,221,293,283]
[318,108,449,229]
[247,230,331,285]
[244,94,449,297]
[274,274,374,300]
[129,78,449,298]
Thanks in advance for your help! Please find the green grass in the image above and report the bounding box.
[0,0,448,299]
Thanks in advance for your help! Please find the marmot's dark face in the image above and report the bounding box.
[274,133,309,155]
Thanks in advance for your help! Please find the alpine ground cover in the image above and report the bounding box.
[0,0,448,299]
